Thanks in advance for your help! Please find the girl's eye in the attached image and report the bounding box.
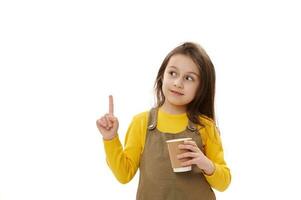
[185,76,194,81]
[169,71,177,76]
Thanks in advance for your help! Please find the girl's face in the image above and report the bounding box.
[161,54,200,113]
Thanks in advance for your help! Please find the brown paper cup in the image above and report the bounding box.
[166,138,192,172]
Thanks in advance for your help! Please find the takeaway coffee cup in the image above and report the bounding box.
[166,138,192,172]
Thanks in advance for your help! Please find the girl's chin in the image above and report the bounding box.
[165,99,187,107]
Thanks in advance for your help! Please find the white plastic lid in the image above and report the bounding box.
[166,138,192,143]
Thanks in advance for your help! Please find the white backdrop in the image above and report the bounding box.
[1,0,301,199]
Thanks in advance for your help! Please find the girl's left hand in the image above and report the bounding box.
[177,140,215,175]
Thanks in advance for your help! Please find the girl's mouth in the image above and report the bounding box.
[170,90,184,96]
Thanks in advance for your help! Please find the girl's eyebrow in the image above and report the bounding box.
[168,66,200,77]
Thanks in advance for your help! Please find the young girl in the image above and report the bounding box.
[96,42,231,200]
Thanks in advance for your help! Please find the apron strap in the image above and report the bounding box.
[147,107,158,130]
[187,120,197,132]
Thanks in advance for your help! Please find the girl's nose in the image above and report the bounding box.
[173,78,184,88]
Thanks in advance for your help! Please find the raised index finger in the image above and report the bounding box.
[109,95,114,115]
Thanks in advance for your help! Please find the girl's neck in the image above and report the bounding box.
[160,103,187,115]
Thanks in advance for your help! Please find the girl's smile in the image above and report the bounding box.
[170,89,184,96]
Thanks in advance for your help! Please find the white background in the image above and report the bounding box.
[1,0,301,199]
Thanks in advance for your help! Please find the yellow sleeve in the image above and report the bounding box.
[103,114,146,184]
[203,121,231,191]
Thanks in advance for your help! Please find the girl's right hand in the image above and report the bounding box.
[96,95,119,140]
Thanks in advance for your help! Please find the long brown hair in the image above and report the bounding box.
[154,42,216,127]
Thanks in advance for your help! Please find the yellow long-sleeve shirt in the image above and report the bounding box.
[103,108,231,192]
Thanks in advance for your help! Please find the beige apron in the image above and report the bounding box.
[136,107,216,200]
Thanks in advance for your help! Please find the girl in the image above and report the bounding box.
[96,42,231,200]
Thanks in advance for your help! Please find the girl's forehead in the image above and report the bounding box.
[167,54,200,74]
